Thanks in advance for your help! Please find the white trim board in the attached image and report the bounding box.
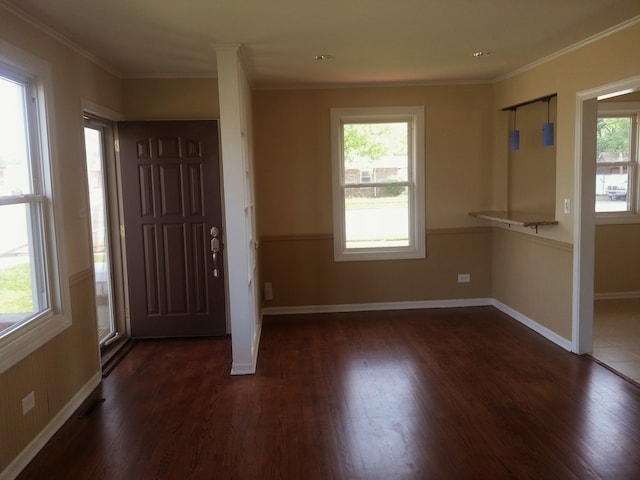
[230,317,263,376]
[262,298,493,316]
[262,298,573,353]
[491,301,573,352]
[0,372,102,480]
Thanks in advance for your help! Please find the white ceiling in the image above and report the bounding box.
[2,0,639,88]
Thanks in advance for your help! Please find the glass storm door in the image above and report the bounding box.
[84,121,117,344]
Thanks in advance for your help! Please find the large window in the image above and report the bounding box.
[595,104,639,217]
[331,106,425,261]
[0,46,70,373]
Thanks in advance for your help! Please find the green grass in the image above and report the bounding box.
[0,262,33,313]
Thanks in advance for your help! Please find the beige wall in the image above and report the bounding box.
[493,22,640,244]
[492,21,640,340]
[595,224,640,295]
[122,78,220,120]
[492,229,573,339]
[254,85,494,235]
[0,272,98,471]
[0,8,121,474]
[253,85,495,307]
[260,229,492,307]
[255,22,640,337]
[507,97,557,215]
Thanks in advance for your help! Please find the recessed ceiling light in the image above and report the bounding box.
[472,51,495,58]
[313,54,334,61]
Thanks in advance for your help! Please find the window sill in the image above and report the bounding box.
[0,311,71,375]
[334,247,426,262]
[596,213,640,225]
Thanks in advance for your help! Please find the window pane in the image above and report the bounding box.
[0,203,46,335]
[344,187,409,248]
[595,165,629,212]
[343,122,409,183]
[597,117,631,162]
[595,116,632,213]
[0,75,31,196]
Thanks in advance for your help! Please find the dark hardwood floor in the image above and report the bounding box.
[17,307,640,479]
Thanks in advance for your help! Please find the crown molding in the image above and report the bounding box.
[2,2,638,87]
[0,1,122,77]
[495,15,640,83]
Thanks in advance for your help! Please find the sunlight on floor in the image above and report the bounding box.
[592,298,640,383]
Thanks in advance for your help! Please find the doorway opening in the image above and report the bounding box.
[575,76,640,383]
[592,91,640,382]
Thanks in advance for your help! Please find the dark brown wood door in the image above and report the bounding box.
[119,121,225,337]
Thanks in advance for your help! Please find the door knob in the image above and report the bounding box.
[210,226,221,278]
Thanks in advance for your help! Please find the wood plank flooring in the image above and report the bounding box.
[17,307,640,479]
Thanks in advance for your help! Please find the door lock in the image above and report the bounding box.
[210,226,221,278]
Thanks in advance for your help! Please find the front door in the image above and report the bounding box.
[119,120,226,337]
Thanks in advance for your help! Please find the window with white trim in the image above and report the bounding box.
[0,45,70,374]
[331,106,425,261]
[595,103,639,218]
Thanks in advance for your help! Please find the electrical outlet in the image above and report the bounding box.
[458,274,471,283]
[264,282,273,301]
[22,391,35,416]
[563,198,571,215]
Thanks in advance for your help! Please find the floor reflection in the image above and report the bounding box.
[341,355,423,477]
[574,364,640,474]
[593,298,640,383]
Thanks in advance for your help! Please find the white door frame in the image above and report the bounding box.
[573,75,640,354]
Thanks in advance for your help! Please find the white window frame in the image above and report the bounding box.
[596,102,640,225]
[331,106,425,261]
[0,41,71,374]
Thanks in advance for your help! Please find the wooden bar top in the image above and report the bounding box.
[469,210,559,228]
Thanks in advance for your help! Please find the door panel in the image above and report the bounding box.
[119,120,225,337]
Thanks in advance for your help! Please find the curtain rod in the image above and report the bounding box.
[502,93,557,111]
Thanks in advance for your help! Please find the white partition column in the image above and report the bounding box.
[216,45,261,374]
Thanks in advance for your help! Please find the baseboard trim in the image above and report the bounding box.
[1,371,102,480]
[262,298,573,352]
[262,298,494,316]
[491,300,573,352]
[594,291,640,300]
[230,362,256,375]
[230,318,263,376]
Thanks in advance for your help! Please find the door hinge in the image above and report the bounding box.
[120,225,125,238]
[125,307,130,322]
[114,139,120,153]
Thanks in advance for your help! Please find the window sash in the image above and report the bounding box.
[595,110,639,217]
[0,71,51,338]
[0,46,71,374]
[331,106,425,261]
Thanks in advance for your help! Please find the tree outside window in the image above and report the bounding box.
[331,106,425,261]
[595,114,637,214]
